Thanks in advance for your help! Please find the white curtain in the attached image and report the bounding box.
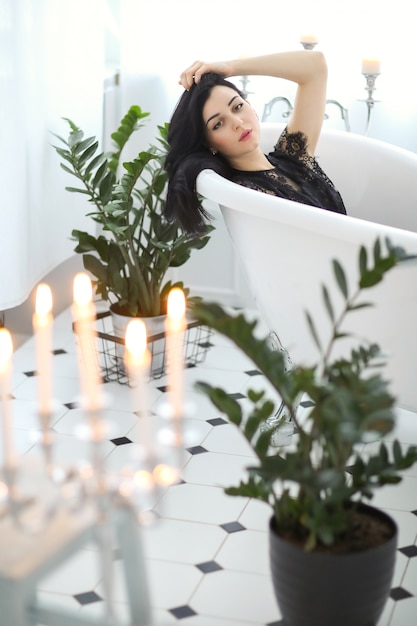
[0,0,105,309]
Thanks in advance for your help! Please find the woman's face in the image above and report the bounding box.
[202,85,261,167]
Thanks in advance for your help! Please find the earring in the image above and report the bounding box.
[210,149,217,156]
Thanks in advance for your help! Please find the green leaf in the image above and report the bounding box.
[73,136,96,156]
[85,153,107,178]
[359,245,367,276]
[322,284,335,322]
[65,187,91,195]
[99,171,115,204]
[77,141,99,168]
[92,160,110,189]
[359,269,383,289]
[68,129,84,147]
[373,238,381,263]
[196,382,243,427]
[305,311,322,352]
[59,163,79,178]
[333,259,348,298]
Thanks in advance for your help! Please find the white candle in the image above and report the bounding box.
[0,328,16,470]
[300,33,319,45]
[33,283,53,422]
[362,57,381,75]
[165,288,186,422]
[125,319,151,418]
[72,273,102,415]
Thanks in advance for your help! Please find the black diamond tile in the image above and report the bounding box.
[24,370,37,377]
[300,399,315,408]
[207,417,228,426]
[110,436,133,446]
[63,401,79,410]
[196,560,223,573]
[227,392,245,400]
[221,521,246,533]
[73,590,102,606]
[411,510,417,516]
[399,545,417,558]
[186,445,208,455]
[198,341,214,348]
[390,586,413,601]
[169,605,197,619]
[245,369,263,377]
[53,348,67,355]
[157,385,168,393]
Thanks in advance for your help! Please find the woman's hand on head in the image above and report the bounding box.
[179,60,233,90]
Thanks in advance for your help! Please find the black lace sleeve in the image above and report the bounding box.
[231,126,347,216]
[274,127,316,169]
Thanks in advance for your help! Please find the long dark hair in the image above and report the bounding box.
[164,73,244,234]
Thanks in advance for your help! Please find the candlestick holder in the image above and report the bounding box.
[0,375,190,625]
[0,400,185,625]
[360,72,380,134]
[239,75,253,99]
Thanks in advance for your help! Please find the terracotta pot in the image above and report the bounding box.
[269,504,397,626]
[110,305,167,377]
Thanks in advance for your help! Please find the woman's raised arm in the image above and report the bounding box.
[180,51,328,155]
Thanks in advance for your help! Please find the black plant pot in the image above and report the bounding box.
[269,505,397,626]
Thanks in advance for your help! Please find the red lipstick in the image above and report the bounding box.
[239,129,252,142]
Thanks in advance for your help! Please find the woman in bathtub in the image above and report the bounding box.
[164,50,347,234]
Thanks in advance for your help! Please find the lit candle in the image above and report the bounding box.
[300,33,319,45]
[361,57,381,75]
[33,283,53,423]
[125,319,151,418]
[165,288,186,422]
[72,273,102,415]
[0,328,16,470]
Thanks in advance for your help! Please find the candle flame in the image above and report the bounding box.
[73,272,93,305]
[35,283,53,315]
[133,469,154,490]
[167,288,186,321]
[0,328,13,372]
[153,463,180,486]
[125,319,147,357]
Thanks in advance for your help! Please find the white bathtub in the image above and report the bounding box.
[197,124,417,411]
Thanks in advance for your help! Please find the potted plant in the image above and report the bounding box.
[52,105,213,340]
[192,237,417,626]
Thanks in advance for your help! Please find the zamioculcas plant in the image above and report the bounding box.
[53,105,213,318]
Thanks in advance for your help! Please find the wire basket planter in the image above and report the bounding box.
[80,310,214,385]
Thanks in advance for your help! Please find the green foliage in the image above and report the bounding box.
[193,238,417,550]
[52,106,213,317]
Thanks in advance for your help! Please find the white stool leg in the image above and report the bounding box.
[0,578,36,626]
[115,506,152,626]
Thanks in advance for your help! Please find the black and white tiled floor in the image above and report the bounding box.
[2,305,417,625]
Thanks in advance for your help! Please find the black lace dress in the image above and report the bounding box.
[231,128,347,215]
